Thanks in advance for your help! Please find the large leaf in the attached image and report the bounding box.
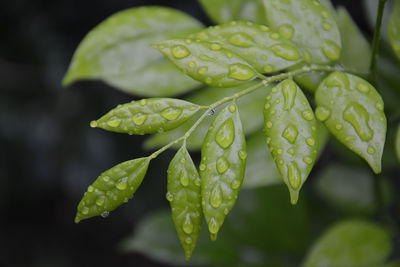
[389,0,400,60]
[144,81,272,150]
[199,0,267,25]
[263,0,341,64]
[63,7,203,96]
[302,220,392,267]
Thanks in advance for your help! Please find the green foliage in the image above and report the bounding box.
[389,0,400,60]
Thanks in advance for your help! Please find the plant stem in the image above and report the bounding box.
[369,0,388,84]
[149,65,338,159]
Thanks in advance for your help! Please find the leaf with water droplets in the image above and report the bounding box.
[263,79,318,204]
[315,72,387,174]
[199,0,267,25]
[154,39,259,87]
[167,146,202,261]
[91,98,201,135]
[263,0,341,64]
[62,7,203,96]
[389,0,400,60]
[200,102,246,240]
[190,21,303,74]
[75,157,150,223]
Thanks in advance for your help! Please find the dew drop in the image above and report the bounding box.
[228,104,236,113]
[180,171,189,187]
[303,156,313,165]
[185,237,193,244]
[102,176,110,182]
[263,64,274,73]
[315,106,331,121]
[215,118,235,149]
[189,61,196,68]
[375,102,384,111]
[270,33,280,39]
[81,206,89,215]
[223,208,229,215]
[306,137,315,146]
[278,24,294,39]
[199,54,215,62]
[132,113,147,125]
[199,164,206,171]
[210,185,222,208]
[198,66,208,74]
[161,107,182,121]
[302,110,314,121]
[322,40,341,61]
[210,43,222,50]
[287,162,301,190]
[343,102,373,142]
[205,77,212,84]
[171,45,190,59]
[209,217,219,234]
[139,99,147,106]
[231,180,240,189]
[357,83,370,93]
[166,191,174,202]
[101,211,109,218]
[238,150,247,160]
[271,44,301,61]
[96,196,105,206]
[208,109,215,116]
[282,80,297,110]
[322,22,331,31]
[194,177,201,187]
[367,145,376,155]
[90,121,98,128]
[107,119,121,128]
[282,124,298,144]
[266,121,273,129]
[264,103,271,110]
[216,157,229,174]
[116,177,128,190]
[182,214,194,234]
[228,63,256,81]
[336,124,343,130]
[88,186,94,192]
[228,32,255,47]
[288,148,295,155]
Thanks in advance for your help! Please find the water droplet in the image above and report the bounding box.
[107,119,121,128]
[116,177,128,190]
[171,45,190,59]
[367,145,376,154]
[322,22,331,31]
[215,118,235,149]
[189,61,196,68]
[375,102,384,111]
[182,214,194,234]
[210,184,222,208]
[231,180,240,189]
[194,177,201,187]
[288,148,295,155]
[278,24,294,39]
[228,63,256,81]
[303,156,313,165]
[185,237,192,244]
[322,40,340,61]
[210,43,222,50]
[199,54,215,62]
[264,103,271,110]
[96,196,105,206]
[180,171,189,187]
[302,110,314,121]
[223,208,229,215]
[287,162,301,190]
[132,113,147,125]
[266,121,273,129]
[101,211,109,218]
[271,44,301,61]
[216,157,229,174]
[282,124,298,144]
[102,176,110,182]
[81,206,89,215]
[166,191,174,201]
[161,107,182,121]
[139,99,147,106]
[282,80,297,110]
[263,64,274,73]
[90,121,98,128]
[357,83,370,93]
[315,106,331,121]
[228,104,236,113]
[238,150,247,160]
[209,217,219,234]
[198,66,208,74]
[335,124,343,130]
[306,137,315,146]
[270,33,280,39]
[228,32,255,47]
[205,77,212,84]
[199,164,206,171]
[88,186,94,192]
[343,102,373,142]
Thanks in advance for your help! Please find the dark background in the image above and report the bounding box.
[0,1,382,266]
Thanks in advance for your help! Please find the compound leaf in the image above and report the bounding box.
[167,146,202,261]
[154,39,259,87]
[263,79,318,204]
[63,7,203,96]
[315,72,387,174]
[190,21,303,73]
[200,102,246,240]
[75,157,150,223]
[263,0,341,64]
[389,0,400,60]
[91,98,201,135]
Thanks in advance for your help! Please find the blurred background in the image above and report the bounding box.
[1,0,399,266]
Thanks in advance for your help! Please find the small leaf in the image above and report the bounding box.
[190,21,303,73]
[63,7,203,96]
[302,220,391,267]
[264,79,318,204]
[145,81,271,150]
[263,0,341,64]
[315,72,387,173]
[199,0,267,25]
[154,39,259,87]
[75,157,150,223]
[167,146,202,261]
[200,102,246,240]
[91,98,201,135]
[389,0,400,60]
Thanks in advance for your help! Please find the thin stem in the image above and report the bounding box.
[149,64,338,160]
[369,0,388,84]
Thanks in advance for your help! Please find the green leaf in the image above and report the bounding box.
[200,102,246,240]
[263,0,341,64]
[199,0,267,25]
[302,220,392,267]
[294,69,327,93]
[75,157,150,223]
[396,124,400,163]
[144,81,271,150]
[153,39,259,87]
[389,0,400,60]
[337,7,371,73]
[91,98,201,135]
[264,79,318,204]
[167,146,202,261]
[315,72,387,173]
[190,21,303,73]
[63,7,203,96]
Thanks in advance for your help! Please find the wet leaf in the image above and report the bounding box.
[63,7,203,96]
[315,72,387,173]
[75,157,150,222]
[389,0,400,60]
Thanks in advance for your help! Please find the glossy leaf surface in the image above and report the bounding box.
[315,72,387,173]
[154,39,259,87]
[389,0,400,60]
[63,7,202,96]
[199,0,267,25]
[145,82,271,150]
[263,0,341,64]
[91,98,201,135]
[191,21,303,73]
[75,157,150,222]
[264,79,318,204]
[200,103,246,240]
[303,220,391,267]
[167,146,202,260]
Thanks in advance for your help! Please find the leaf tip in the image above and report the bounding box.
[74,216,81,224]
[210,233,218,241]
[90,120,98,128]
[289,189,299,205]
[61,71,74,87]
